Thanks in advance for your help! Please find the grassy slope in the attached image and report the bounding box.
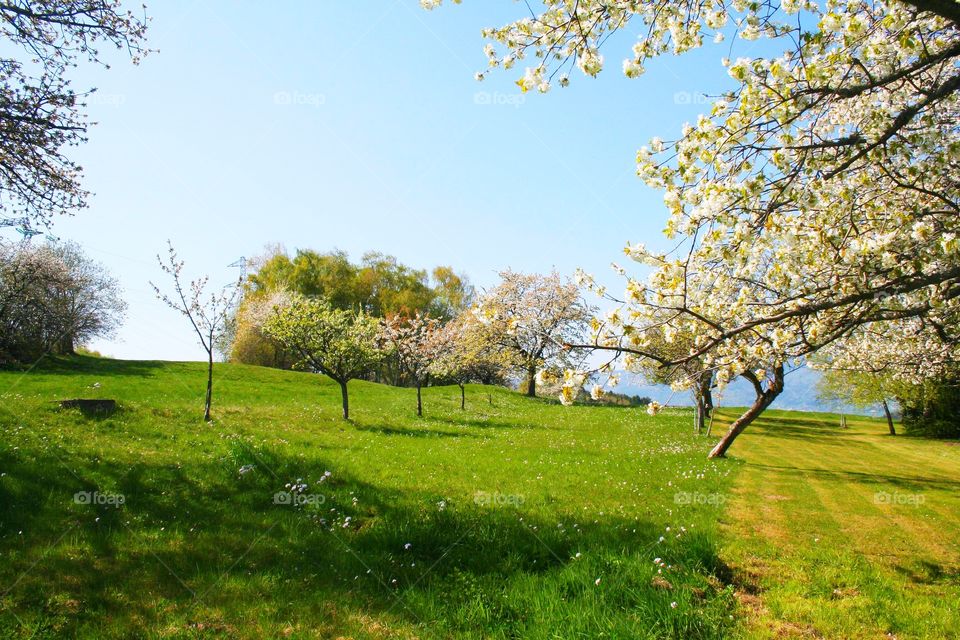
[719,410,960,639]
[0,357,738,639]
[2,358,958,639]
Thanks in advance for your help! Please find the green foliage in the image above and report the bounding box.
[247,247,472,319]
[262,294,382,385]
[900,376,960,439]
[233,247,474,369]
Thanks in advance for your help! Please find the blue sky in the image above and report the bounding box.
[13,1,748,361]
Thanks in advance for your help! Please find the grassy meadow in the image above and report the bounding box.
[0,356,957,638]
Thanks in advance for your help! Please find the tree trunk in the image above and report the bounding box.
[459,383,465,410]
[58,333,75,355]
[339,380,350,420]
[694,395,705,434]
[708,366,784,459]
[204,351,213,422]
[883,400,896,435]
[526,363,536,397]
[701,377,714,417]
[416,382,423,417]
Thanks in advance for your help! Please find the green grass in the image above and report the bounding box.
[0,356,738,639]
[1,357,958,638]
[718,410,960,639]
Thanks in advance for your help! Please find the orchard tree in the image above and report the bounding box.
[0,1,148,228]
[816,368,902,435]
[429,315,507,410]
[427,0,960,456]
[475,270,592,398]
[152,242,241,422]
[0,240,125,361]
[45,241,126,354]
[263,294,383,420]
[382,312,443,416]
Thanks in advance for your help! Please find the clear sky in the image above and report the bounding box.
[10,1,751,361]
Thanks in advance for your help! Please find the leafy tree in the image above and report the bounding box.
[233,246,474,371]
[429,0,960,456]
[152,242,241,422]
[263,295,383,419]
[816,369,902,435]
[355,251,434,317]
[430,266,474,320]
[475,270,592,398]
[0,1,148,228]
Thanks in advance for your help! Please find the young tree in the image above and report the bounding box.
[382,312,443,416]
[475,270,592,398]
[429,315,506,410]
[0,1,148,228]
[263,295,383,419]
[151,242,241,422]
[427,0,960,456]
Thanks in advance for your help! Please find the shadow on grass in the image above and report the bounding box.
[892,559,960,586]
[354,422,482,439]
[0,443,736,639]
[2,354,169,378]
[743,462,960,491]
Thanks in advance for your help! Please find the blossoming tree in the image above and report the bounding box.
[426,0,960,456]
[429,314,508,410]
[152,242,242,422]
[474,270,592,398]
[382,312,444,416]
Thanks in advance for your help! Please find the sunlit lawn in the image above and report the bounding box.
[2,357,958,638]
[719,409,960,639]
[0,356,737,639]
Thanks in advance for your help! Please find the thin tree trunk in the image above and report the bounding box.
[339,380,349,420]
[526,363,537,397]
[459,382,465,410]
[883,400,896,435]
[708,366,784,458]
[204,350,213,422]
[694,395,705,434]
[701,377,714,417]
[417,382,423,417]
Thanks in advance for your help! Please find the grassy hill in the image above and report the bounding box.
[0,357,957,638]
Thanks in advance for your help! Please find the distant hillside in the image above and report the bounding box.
[617,366,881,416]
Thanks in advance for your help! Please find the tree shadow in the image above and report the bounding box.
[743,462,960,492]
[3,354,169,378]
[0,445,736,638]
